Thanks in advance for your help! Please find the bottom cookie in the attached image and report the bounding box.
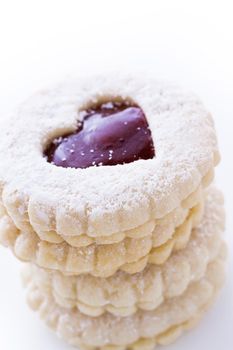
[24,246,226,350]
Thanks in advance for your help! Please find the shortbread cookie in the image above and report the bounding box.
[21,187,225,316]
[4,181,207,247]
[1,200,204,277]
[24,251,226,350]
[0,181,206,249]
[0,74,219,243]
[0,182,207,251]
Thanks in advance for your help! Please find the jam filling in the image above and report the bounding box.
[45,101,155,169]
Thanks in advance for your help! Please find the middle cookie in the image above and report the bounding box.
[1,197,204,277]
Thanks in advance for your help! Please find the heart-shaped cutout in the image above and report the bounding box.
[45,101,155,169]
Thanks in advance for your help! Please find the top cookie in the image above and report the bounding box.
[0,74,219,238]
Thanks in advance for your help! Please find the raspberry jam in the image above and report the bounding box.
[45,102,155,169]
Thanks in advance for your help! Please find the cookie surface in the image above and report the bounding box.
[0,74,219,240]
[21,187,225,316]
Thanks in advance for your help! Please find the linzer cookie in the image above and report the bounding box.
[0,75,218,243]
[0,74,226,349]
[0,187,204,248]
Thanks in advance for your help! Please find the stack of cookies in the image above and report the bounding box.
[0,75,227,349]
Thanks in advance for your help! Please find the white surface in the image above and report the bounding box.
[0,0,232,349]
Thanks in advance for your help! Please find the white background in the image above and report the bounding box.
[0,0,232,349]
